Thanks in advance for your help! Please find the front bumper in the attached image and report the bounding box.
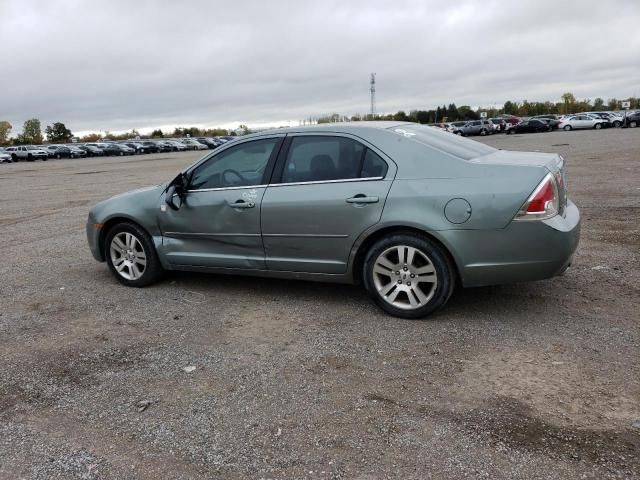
[441,200,581,287]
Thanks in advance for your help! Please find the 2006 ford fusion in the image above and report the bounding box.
[87,122,580,318]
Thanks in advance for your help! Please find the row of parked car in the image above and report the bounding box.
[432,110,640,136]
[0,136,237,162]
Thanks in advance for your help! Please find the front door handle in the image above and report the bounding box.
[346,195,379,204]
[227,200,255,209]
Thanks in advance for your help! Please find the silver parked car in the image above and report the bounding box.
[87,123,580,319]
[558,114,604,131]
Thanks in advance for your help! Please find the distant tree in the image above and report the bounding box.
[607,98,619,110]
[0,121,11,145]
[593,98,605,111]
[415,110,430,124]
[458,106,478,120]
[561,92,576,114]
[447,103,459,121]
[80,132,102,142]
[238,124,251,135]
[503,101,515,115]
[435,106,442,123]
[45,122,73,143]
[18,118,43,144]
[150,129,164,138]
[392,110,408,121]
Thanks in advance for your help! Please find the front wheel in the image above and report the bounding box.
[105,222,163,287]
[613,120,621,128]
[563,125,572,131]
[363,234,455,319]
[629,120,637,128]
[594,123,602,130]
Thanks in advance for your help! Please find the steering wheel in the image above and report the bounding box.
[222,169,247,186]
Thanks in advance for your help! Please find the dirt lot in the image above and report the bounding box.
[0,128,638,479]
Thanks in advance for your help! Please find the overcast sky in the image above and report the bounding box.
[1,0,639,134]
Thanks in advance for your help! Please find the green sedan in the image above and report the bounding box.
[87,122,580,318]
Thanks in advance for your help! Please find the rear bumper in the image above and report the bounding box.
[441,200,581,287]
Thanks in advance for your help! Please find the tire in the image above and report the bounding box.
[11,154,17,161]
[119,151,124,156]
[56,154,61,159]
[363,233,455,319]
[480,129,487,136]
[563,125,572,131]
[104,222,163,287]
[70,153,75,158]
[613,120,621,128]
[27,154,33,162]
[594,123,602,130]
[629,121,637,128]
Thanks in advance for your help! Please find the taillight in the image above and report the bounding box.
[514,173,559,221]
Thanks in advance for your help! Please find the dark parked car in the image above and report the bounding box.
[195,137,221,149]
[98,143,133,156]
[77,145,105,157]
[123,142,147,154]
[140,141,161,153]
[626,111,640,128]
[507,119,552,134]
[532,117,562,130]
[49,146,87,159]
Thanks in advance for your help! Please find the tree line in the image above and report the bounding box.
[2,93,637,145]
[0,121,241,146]
[313,93,639,124]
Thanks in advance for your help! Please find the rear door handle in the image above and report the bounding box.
[346,195,379,204]
[227,200,255,209]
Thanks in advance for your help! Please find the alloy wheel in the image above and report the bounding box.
[109,232,147,280]
[372,245,438,310]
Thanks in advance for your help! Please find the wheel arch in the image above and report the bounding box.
[350,225,462,286]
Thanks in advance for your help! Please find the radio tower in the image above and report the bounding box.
[369,73,376,118]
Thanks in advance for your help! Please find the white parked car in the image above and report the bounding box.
[0,148,12,163]
[558,114,604,131]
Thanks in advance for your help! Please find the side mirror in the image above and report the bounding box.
[165,185,181,210]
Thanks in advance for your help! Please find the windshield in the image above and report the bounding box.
[389,124,496,160]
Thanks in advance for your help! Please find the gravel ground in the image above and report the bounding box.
[0,128,638,479]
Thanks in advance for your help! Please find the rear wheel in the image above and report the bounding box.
[363,234,455,319]
[480,129,487,136]
[563,125,572,131]
[613,120,621,127]
[629,120,637,128]
[594,123,602,130]
[105,222,163,287]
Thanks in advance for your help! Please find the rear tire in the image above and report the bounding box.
[594,123,602,130]
[363,234,455,319]
[629,120,637,128]
[104,222,163,287]
[613,120,621,127]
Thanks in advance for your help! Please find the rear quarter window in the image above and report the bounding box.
[389,124,496,160]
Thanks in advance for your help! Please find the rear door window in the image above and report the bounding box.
[280,136,387,183]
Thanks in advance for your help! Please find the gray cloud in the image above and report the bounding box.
[1,0,639,133]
